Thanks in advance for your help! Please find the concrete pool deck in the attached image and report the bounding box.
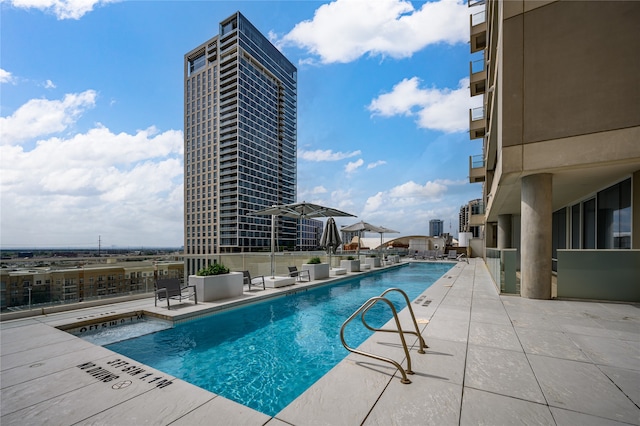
[1,259,638,425]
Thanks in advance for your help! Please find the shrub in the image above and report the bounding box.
[197,263,229,276]
[346,256,356,260]
[307,256,322,264]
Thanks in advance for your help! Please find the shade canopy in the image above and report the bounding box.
[250,202,356,277]
[250,201,356,219]
[341,221,395,234]
[341,221,399,254]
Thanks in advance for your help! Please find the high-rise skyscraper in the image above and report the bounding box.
[429,219,443,237]
[183,12,297,275]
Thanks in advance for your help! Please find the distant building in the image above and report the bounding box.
[183,12,298,275]
[0,260,183,310]
[459,199,484,238]
[429,219,444,237]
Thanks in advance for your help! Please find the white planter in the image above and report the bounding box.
[340,259,360,272]
[364,257,381,268]
[302,263,330,280]
[189,272,243,302]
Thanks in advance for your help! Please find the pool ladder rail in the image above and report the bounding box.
[340,288,427,384]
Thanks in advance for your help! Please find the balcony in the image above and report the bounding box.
[470,9,487,54]
[468,154,485,183]
[469,202,485,226]
[469,57,486,97]
[469,106,486,139]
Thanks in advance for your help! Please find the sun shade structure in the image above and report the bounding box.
[341,221,399,255]
[320,217,342,267]
[250,202,356,277]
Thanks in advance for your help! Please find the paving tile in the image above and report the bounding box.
[514,327,591,362]
[173,395,271,425]
[80,379,220,425]
[460,387,554,426]
[550,406,636,426]
[0,323,77,355]
[1,336,97,371]
[598,365,640,407]
[423,317,469,343]
[465,345,545,403]
[470,306,512,327]
[1,345,110,388]
[410,337,467,386]
[568,333,640,370]
[275,357,391,426]
[528,354,640,424]
[364,376,461,426]
[468,322,522,351]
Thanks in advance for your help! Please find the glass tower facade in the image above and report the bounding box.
[184,12,297,274]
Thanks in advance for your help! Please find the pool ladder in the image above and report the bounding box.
[340,288,427,384]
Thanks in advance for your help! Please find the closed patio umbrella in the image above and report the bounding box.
[320,217,342,268]
[250,202,356,277]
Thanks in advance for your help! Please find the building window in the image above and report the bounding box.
[582,198,596,249]
[597,178,631,249]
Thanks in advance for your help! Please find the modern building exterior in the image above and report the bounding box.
[0,260,184,310]
[459,199,484,238]
[183,12,298,275]
[468,0,640,300]
[429,219,444,237]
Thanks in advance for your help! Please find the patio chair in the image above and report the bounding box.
[155,278,197,310]
[243,270,265,291]
[447,250,458,260]
[288,266,310,282]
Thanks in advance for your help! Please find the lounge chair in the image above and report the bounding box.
[447,250,458,260]
[243,270,265,290]
[288,266,310,282]
[155,278,197,310]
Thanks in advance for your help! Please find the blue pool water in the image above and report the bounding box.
[105,262,453,416]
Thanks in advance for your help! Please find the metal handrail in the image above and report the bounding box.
[340,296,413,384]
[362,288,428,354]
[340,288,428,384]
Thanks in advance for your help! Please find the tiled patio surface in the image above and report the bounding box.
[1,259,638,425]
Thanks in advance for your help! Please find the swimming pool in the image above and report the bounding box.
[105,262,453,416]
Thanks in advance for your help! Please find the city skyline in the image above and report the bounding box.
[0,0,482,248]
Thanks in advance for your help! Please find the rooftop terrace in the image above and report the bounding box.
[1,259,638,425]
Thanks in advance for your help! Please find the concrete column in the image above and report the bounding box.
[520,173,552,299]
[497,214,512,249]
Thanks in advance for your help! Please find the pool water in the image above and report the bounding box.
[105,262,453,416]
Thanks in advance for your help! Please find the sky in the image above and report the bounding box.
[0,0,483,249]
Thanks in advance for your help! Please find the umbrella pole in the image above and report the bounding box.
[271,214,276,278]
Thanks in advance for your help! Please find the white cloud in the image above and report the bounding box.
[0,69,16,84]
[367,160,387,169]
[0,90,97,145]
[7,0,118,20]
[279,0,468,64]
[44,79,56,89]
[368,77,481,133]
[299,148,361,161]
[0,93,184,247]
[362,179,449,214]
[345,158,364,174]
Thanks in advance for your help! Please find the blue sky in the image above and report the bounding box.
[0,0,483,248]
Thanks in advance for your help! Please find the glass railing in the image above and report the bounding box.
[485,248,517,294]
[471,9,486,26]
[471,154,485,169]
[470,58,485,75]
[471,106,485,121]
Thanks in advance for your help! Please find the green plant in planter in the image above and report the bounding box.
[197,263,229,276]
[307,256,322,264]
[368,254,378,258]
[346,255,356,260]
